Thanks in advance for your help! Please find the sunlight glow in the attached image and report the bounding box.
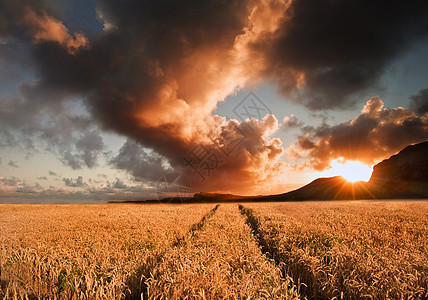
[321,159,373,182]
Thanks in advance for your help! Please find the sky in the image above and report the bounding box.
[0,0,428,202]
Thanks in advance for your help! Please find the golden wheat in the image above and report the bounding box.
[243,201,428,299]
[0,203,299,299]
[1,201,426,299]
[143,204,299,299]
[0,204,213,299]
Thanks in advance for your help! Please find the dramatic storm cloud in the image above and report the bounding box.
[261,0,428,109]
[1,0,287,191]
[291,98,428,170]
[1,0,428,195]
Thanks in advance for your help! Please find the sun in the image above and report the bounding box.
[320,159,373,183]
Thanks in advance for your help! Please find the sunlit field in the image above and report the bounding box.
[0,201,427,299]
[242,201,428,299]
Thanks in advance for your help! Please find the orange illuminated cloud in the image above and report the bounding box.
[5,0,427,197]
[289,97,428,171]
[23,8,88,54]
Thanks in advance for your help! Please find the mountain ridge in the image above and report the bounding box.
[196,140,428,202]
[109,141,428,203]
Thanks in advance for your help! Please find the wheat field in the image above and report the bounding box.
[0,201,427,299]
[242,201,428,299]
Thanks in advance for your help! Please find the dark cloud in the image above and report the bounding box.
[48,170,58,176]
[60,151,83,170]
[86,182,157,200]
[0,126,18,149]
[110,139,171,182]
[409,88,428,115]
[0,176,21,187]
[0,84,105,169]
[0,38,35,87]
[0,174,154,201]
[7,160,19,168]
[0,0,257,185]
[112,178,127,190]
[1,0,428,193]
[36,176,48,180]
[261,0,428,109]
[85,177,158,199]
[0,1,103,168]
[16,182,43,194]
[0,176,44,196]
[31,0,286,192]
[63,176,86,187]
[282,114,303,130]
[74,130,105,168]
[289,97,428,170]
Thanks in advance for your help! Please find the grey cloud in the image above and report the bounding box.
[75,130,105,168]
[0,83,105,169]
[282,114,303,130]
[60,151,83,170]
[0,174,153,201]
[63,176,86,187]
[112,178,127,190]
[8,160,19,168]
[110,139,171,182]
[409,88,428,115]
[16,182,43,194]
[262,0,428,109]
[0,175,43,195]
[56,130,105,169]
[0,176,21,186]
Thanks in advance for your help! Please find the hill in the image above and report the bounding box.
[259,141,428,200]
[189,141,428,202]
[368,141,428,198]
[111,141,428,203]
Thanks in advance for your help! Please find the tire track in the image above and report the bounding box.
[143,205,299,299]
[172,204,220,247]
[239,204,327,299]
[125,204,220,300]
